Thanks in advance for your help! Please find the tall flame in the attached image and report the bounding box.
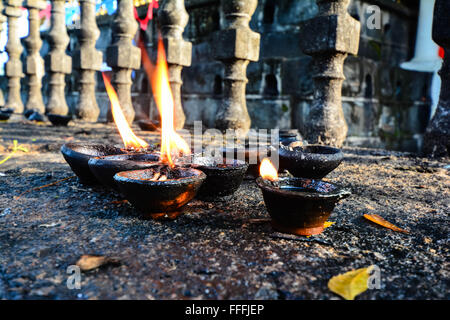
[260,158,278,181]
[102,73,149,150]
[141,36,190,167]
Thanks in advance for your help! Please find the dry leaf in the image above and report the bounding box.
[323,221,335,229]
[328,266,374,300]
[363,214,409,233]
[76,255,118,271]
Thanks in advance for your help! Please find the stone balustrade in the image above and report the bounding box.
[2,0,441,155]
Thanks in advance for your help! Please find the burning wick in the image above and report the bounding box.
[142,35,190,168]
[260,158,278,182]
[102,73,149,151]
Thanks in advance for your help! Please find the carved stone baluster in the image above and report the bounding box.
[424,0,450,157]
[24,0,46,114]
[158,0,192,129]
[73,0,102,121]
[3,0,24,113]
[46,0,72,115]
[0,1,6,107]
[106,0,140,124]
[301,0,360,147]
[213,0,260,132]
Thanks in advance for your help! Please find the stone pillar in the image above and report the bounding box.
[106,0,140,124]
[3,0,24,113]
[24,0,46,114]
[158,0,192,130]
[301,0,360,147]
[46,0,72,115]
[423,0,450,157]
[213,0,260,132]
[0,1,6,107]
[73,0,102,121]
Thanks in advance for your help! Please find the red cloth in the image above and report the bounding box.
[438,47,445,59]
[39,3,52,20]
[134,1,159,31]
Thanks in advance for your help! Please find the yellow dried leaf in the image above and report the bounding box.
[76,255,108,271]
[323,221,335,229]
[328,266,374,300]
[363,214,409,233]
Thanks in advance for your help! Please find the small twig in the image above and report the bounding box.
[15,176,76,200]
[270,232,332,246]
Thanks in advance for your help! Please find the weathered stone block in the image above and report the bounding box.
[213,28,260,61]
[164,38,192,67]
[5,0,23,7]
[302,14,360,55]
[25,0,47,10]
[5,59,23,77]
[25,55,44,74]
[48,52,72,74]
[73,49,102,70]
[4,6,22,17]
[106,45,140,70]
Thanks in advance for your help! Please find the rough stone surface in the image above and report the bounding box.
[0,119,448,299]
[423,0,450,157]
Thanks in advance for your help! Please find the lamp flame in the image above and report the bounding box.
[102,73,149,150]
[141,36,190,168]
[260,158,278,181]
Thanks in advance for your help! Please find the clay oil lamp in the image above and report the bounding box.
[114,166,205,219]
[61,143,125,185]
[220,144,273,178]
[0,108,14,121]
[278,144,344,179]
[256,158,351,236]
[61,75,157,185]
[85,74,161,190]
[190,156,248,201]
[47,114,72,126]
[114,38,206,218]
[137,119,160,131]
[88,153,160,190]
[279,129,300,146]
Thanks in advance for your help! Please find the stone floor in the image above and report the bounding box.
[0,117,449,299]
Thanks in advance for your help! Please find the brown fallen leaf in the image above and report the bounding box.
[328,266,374,300]
[76,255,119,272]
[363,214,409,233]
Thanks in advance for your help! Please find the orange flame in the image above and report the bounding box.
[260,158,278,181]
[102,73,149,150]
[141,36,190,167]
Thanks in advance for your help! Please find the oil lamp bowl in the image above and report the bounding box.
[190,157,248,201]
[88,153,160,190]
[61,143,125,185]
[114,167,206,219]
[47,114,72,126]
[278,144,343,179]
[256,177,351,236]
[0,108,14,121]
[137,119,160,131]
[220,146,272,178]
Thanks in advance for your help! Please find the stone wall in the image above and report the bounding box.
[2,0,431,152]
